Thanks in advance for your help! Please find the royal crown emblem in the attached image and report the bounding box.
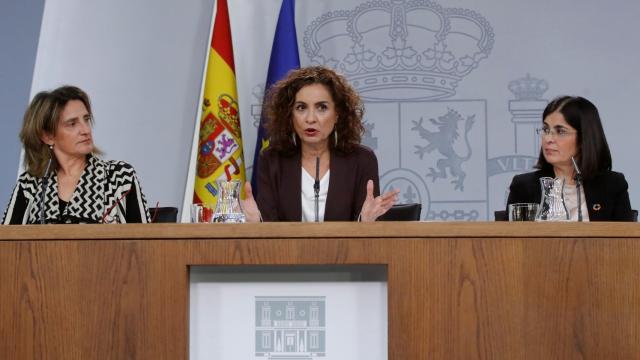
[508,73,549,101]
[303,0,494,101]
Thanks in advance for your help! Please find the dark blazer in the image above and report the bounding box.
[506,168,633,221]
[256,145,380,221]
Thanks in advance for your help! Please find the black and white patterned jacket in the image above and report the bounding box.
[2,155,150,224]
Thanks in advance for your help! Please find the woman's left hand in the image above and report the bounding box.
[241,181,262,223]
[359,180,400,222]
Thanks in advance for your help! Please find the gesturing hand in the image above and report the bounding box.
[241,181,262,223]
[359,180,400,222]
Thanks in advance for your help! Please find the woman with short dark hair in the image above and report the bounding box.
[3,85,150,224]
[242,66,398,222]
[506,96,633,221]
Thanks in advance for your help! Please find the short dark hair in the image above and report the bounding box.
[20,85,99,177]
[535,96,612,178]
[263,66,365,155]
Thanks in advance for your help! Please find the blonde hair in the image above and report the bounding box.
[20,86,100,177]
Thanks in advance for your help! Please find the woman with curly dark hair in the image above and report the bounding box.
[242,66,398,222]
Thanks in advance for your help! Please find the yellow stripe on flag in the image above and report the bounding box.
[194,45,246,205]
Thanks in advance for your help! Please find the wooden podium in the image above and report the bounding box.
[1,222,639,359]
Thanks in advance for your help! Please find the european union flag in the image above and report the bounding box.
[251,0,300,196]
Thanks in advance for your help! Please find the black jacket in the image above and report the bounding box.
[256,145,380,221]
[506,168,633,221]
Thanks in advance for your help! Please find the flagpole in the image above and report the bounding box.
[180,2,218,223]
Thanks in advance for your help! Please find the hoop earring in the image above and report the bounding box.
[334,129,338,147]
[291,133,297,146]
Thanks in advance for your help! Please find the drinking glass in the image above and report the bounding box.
[508,203,539,221]
[190,203,213,223]
[212,180,246,223]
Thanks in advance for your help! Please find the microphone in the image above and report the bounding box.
[571,156,582,179]
[571,156,583,222]
[40,147,53,224]
[314,156,320,222]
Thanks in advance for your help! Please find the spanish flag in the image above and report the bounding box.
[194,0,246,205]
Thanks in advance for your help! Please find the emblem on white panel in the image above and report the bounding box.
[487,74,549,176]
[400,100,485,221]
[255,296,326,359]
[362,120,378,150]
[381,168,430,218]
[303,0,494,102]
[412,109,475,191]
[251,84,266,128]
[302,0,493,220]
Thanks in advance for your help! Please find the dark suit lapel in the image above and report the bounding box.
[324,151,345,221]
[281,153,303,221]
[584,176,604,221]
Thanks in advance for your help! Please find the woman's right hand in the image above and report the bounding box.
[241,181,262,223]
[359,180,399,222]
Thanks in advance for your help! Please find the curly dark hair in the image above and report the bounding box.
[263,66,365,155]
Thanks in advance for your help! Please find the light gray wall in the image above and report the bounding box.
[30,0,215,216]
[0,0,44,209]
[237,0,640,220]
[5,0,640,220]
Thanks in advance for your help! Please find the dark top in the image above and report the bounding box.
[256,145,380,221]
[2,155,150,224]
[59,198,69,215]
[506,168,633,221]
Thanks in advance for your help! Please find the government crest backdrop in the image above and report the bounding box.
[14,0,640,221]
[230,0,600,221]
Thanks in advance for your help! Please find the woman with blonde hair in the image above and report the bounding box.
[3,85,150,224]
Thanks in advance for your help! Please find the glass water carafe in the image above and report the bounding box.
[535,177,569,221]
[212,180,246,223]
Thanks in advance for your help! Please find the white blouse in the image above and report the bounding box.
[564,183,590,222]
[301,169,330,222]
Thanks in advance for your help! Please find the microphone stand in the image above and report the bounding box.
[571,156,583,222]
[575,173,583,222]
[314,157,320,222]
[40,154,53,224]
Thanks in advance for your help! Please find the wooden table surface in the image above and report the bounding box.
[1,222,638,359]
